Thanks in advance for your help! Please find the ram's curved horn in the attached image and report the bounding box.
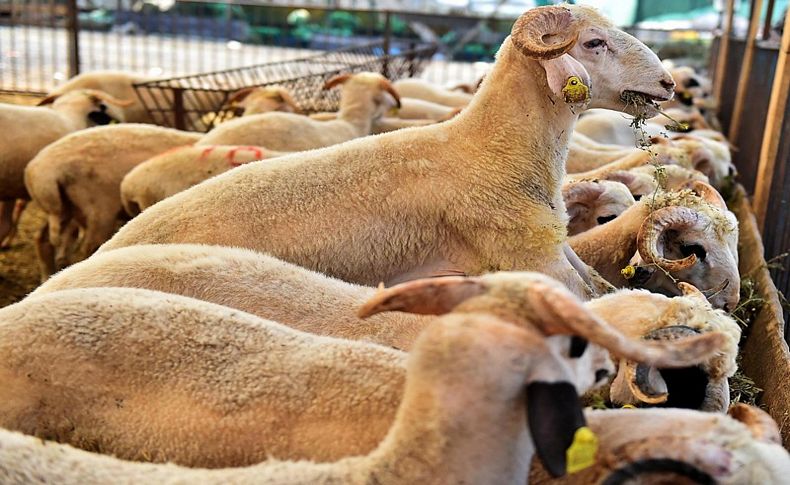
[637,206,701,272]
[511,6,580,60]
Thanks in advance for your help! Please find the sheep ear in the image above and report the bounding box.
[728,403,782,444]
[539,55,591,105]
[357,276,486,318]
[225,87,256,107]
[37,94,59,106]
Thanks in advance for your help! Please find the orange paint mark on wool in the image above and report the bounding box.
[227,146,264,167]
[199,146,217,161]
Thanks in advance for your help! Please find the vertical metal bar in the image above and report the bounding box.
[381,10,391,77]
[713,0,736,104]
[753,6,790,230]
[65,0,80,77]
[729,0,765,141]
[9,0,18,91]
[173,87,185,130]
[763,0,776,40]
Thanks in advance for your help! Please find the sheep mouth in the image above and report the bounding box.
[621,90,672,104]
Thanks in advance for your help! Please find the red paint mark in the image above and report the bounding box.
[199,146,217,161]
[227,146,264,167]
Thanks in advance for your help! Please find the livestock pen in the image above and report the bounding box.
[0,0,789,482]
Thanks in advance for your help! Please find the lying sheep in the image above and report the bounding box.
[0,90,130,247]
[3,404,786,485]
[562,179,635,235]
[223,85,300,116]
[529,405,790,484]
[395,97,460,120]
[570,182,740,311]
[24,124,201,279]
[575,107,711,147]
[1,278,722,468]
[197,72,400,150]
[120,145,286,216]
[33,243,736,412]
[98,5,677,300]
[392,78,473,107]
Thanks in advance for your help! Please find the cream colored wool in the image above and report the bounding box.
[395,97,459,120]
[392,78,472,107]
[96,5,675,300]
[197,72,397,150]
[23,124,201,277]
[120,145,288,215]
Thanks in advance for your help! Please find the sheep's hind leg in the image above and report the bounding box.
[35,222,56,282]
[0,201,15,249]
[1,199,28,248]
[74,215,118,264]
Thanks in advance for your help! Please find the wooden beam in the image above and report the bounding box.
[729,0,764,141]
[713,0,737,103]
[753,7,790,230]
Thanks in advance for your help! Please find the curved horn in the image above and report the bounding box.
[524,280,725,368]
[686,180,727,211]
[323,73,353,91]
[378,78,401,109]
[562,181,606,206]
[276,87,301,113]
[358,277,486,317]
[511,6,580,60]
[224,86,257,107]
[450,83,474,94]
[37,94,59,106]
[83,89,135,107]
[637,207,701,272]
[601,437,726,485]
[728,403,782,445]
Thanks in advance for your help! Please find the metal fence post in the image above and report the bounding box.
[382,10,392,77]
[65,0,81,77]
[173,88,186,130]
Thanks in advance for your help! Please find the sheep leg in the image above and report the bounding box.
[1,199,28,248]
[35,223,57,282]
[0,201,15,249]
[74,216,117,264]
[55,221,82,271]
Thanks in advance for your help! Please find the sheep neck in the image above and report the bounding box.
[568,200,651,283]
[337,89,376,136]
[453,40,579,213]
[364,357,531,482]
[56,106,91,131]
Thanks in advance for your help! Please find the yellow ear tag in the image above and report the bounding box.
[388,107,399,116]
[109,119,119,125]
[621,404,636,409]
[620,265,636,280]
[566,426,599,474]
[562,76,590,105]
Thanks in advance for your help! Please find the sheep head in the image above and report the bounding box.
[224,86,301,115]
[563,180,635,236]
[324,72,401,120]
[42,89,131,127]
[510,5,674,116]
[629,183,740,311]
[591,283,740,412]
[672,134,736,188]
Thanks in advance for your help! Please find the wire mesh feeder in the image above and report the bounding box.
[132,41,437,133]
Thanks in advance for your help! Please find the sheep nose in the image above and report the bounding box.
[723,304,731,313]
[660,77,676,92]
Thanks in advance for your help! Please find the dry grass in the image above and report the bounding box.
[0,203,46,308]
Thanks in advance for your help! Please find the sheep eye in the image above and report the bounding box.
[583,39,605,49]
[569,336,588,358]
[596,214,617,225]
[680,243,707,261]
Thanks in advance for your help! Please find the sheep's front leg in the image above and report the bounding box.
[0,201,15,249]
[1,199,28,248]
[34,223,56,282]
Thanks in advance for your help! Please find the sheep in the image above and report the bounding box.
[96,5,677,301]
[601,164,709,200]
[223,85,301,116]
[394,97,460,120]
[23,124,201,279]
[120,145,287,216]
[392,78,473,107]
[529,405,790,484]
[196,72,401,150]
[0,89,131,248]
[32,243,735,412]
[39,70,153,123]
[562,179,635,235]
[0,279,723,469]
[569,182,740,311]
[3,404,786,485]
[574,107,712,147]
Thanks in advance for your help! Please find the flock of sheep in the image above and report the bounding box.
[0,4,788,484]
